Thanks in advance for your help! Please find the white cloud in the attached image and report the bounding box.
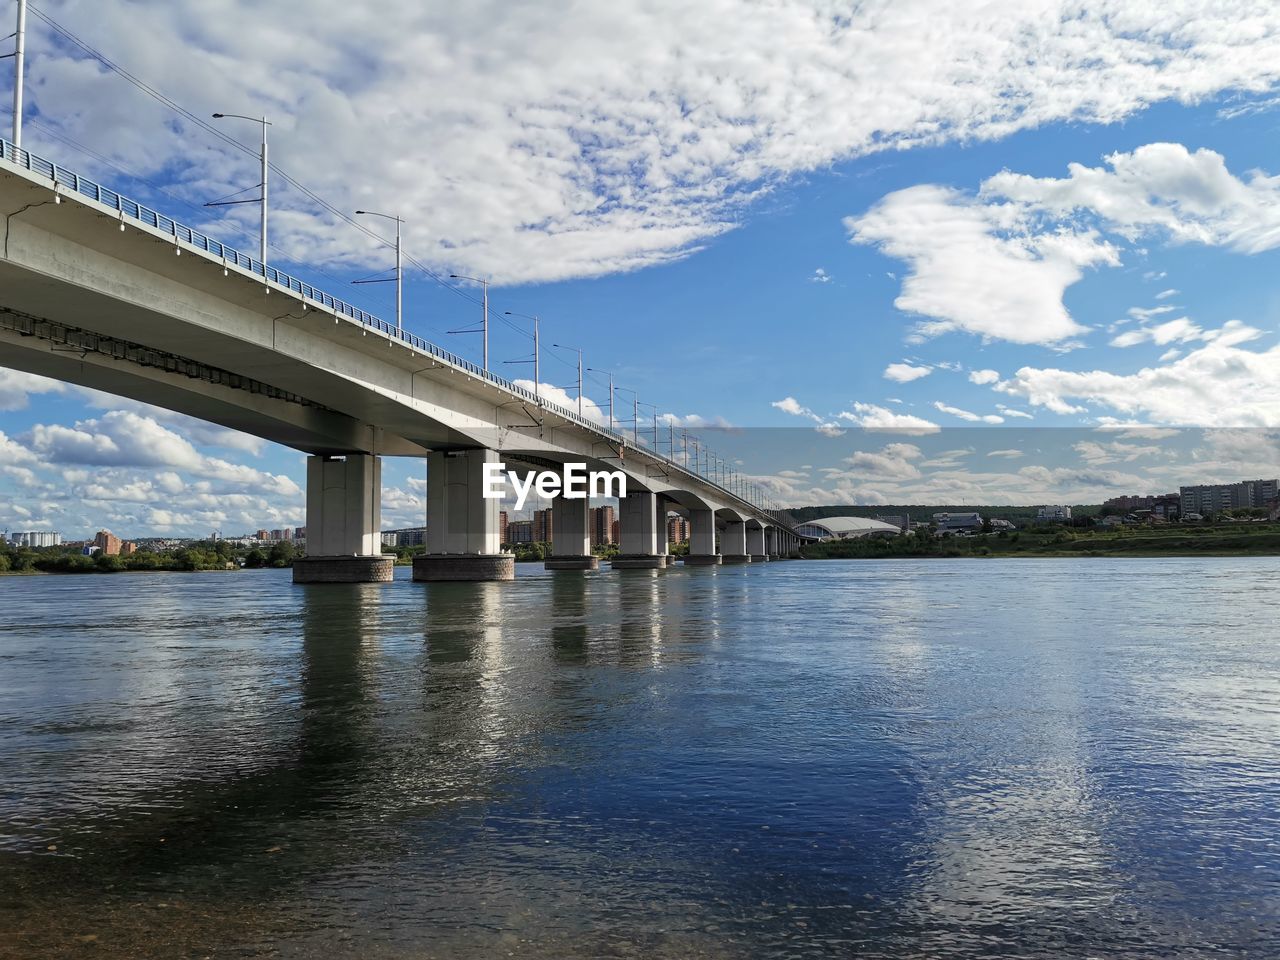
[845,185,1118,344]
[0,369,65,412]
[996,405,1035,420]
[837,403,940,435]
[984,143,1280,255]
[883,362,932,383]
[19,3,1280,285]
[809,268,833,284]
[932,401,1004,424]
[1155,288,1179,299]
[1128,305,1178,321]
[998,336,1280,426]
[511,379,606,424]
[1110,316,1204,347]
[969,369,1000,385]
[987,449,1024,459]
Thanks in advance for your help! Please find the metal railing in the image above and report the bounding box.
[0,134,788,523]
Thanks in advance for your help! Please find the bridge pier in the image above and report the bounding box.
[721,520,751,564]
[413,449,515,581]
[748,525,768,562]
[611,490,666,569]
[683,507,721,565]
[546,492,598,571]
[293,454,394,583]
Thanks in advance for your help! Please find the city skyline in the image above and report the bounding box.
[3,2,1280,537]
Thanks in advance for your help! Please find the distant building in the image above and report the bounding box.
[610,518,619,544]
[381,532,399,547]
[499,511,509,545]
[592,506,617,547]
[120,541,137,555]
[796,517,901,540]
[932,512,983,533]
[533,509,553,544]
[874,515,909,533]
[294,526,306,540]
[666,513,689,544]
[1181,479,1279,515]
[392,527,428,547]
[268,528,293,541]
[989,518,1016,531]
[1036,505,1072,523]
[255,529,269,540]
[507,519,533,543]
[6,531,62,547]
[1104,493,1181,519]
[94,530,122,556]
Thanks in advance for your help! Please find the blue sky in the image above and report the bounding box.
[3,1,1280,537]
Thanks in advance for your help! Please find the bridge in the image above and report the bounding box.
[0,136,801,581]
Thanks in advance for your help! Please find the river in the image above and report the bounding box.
[2,558,1277,957]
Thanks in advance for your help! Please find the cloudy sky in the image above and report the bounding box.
[3,0,1280,536]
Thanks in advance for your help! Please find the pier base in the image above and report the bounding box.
[545,556,599,571]
[412,554,515,581]
[722,554,752,565]
[293,555,394,583]
[683,554,721,565]
[611,554,667,570]
[750,554,769,562]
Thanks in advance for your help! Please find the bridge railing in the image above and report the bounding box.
[1,135,788,522]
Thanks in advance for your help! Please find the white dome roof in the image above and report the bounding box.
[799,516,901,537]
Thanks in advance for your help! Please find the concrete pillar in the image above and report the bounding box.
[294,454,394,583]
[655,497,674,566]
[546,487,598,570]
[612,490,665,569]
[413,449,515,581]
[747,525,768,562]
[684,507,720,565]
[765,527,777,558]
[722,520,750,564]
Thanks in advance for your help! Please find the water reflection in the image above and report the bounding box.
[0,559,1277,958]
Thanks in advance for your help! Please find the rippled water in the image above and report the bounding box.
[1,558,1278,958]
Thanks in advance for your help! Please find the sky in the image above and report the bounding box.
[2,0,1280,538]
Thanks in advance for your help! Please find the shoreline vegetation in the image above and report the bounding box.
[799,522,1280,559]
[5,523,1278,575]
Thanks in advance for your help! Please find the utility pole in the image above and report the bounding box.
[450,275,490,370]
[209,113,271,273]
[354,210,405,330]
[10,0,26,148]
[504,311,541,401]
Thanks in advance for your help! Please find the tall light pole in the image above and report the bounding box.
[450,275,489,371]
[8,0,26,148]
[553,343,583,417]
[587,368,613,429]
[503,310,540,401]
[354,210,404,330]
[209,112,271,273]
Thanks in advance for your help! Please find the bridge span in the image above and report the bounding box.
[0,137,801,581]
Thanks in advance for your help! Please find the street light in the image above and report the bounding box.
[449,275,489,371]
[354,210,404,330]
[208,112,271,272]
[586,367,613,429]
[553,343,583,417]
[503,310,540,400]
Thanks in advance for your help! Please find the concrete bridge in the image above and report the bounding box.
[0,137,801,581]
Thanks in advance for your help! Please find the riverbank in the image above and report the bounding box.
[800,523,1280,559]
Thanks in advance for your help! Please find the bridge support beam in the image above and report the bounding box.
[612,490,665,569]
[413,449,515,581]
[294,454,394,583]
[748,525,768,562]
[683,507,721,565]
[721,520,751,564]
[546,492,598,571]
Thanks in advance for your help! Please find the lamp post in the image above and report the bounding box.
[553,343,583,417]
[8,0,25,148]
[503,310,540,401]
[450,275,489,371]
[587,368,614,429]
[209,112,271,272]
[354,210,404,330]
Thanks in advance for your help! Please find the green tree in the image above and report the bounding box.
[268,541,297,567]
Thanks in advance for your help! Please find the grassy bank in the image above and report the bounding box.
[800,523,1280,559]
